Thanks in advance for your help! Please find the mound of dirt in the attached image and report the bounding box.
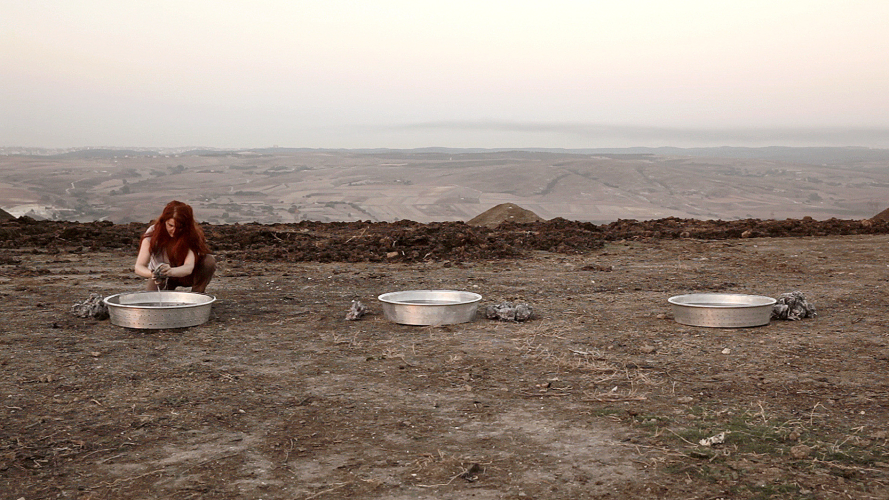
[466,203,544,228]
[2,215,888,264]
[872,206,889,221]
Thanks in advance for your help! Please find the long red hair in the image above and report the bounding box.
[142,201,210,266]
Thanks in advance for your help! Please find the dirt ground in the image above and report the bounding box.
[2,216,889,499]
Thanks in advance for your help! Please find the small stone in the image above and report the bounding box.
[790,444,812,459]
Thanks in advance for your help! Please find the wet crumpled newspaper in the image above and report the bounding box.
[71,293,109,320]
[699,432,728,447]
[771,291,816,321]
[345,300,368,321]
[485,302,533,322]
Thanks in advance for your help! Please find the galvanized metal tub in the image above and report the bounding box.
[378,290,482,326]
[104,291,216,329]
[668,293,776,328]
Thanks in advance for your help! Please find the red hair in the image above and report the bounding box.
[142,201,210,267]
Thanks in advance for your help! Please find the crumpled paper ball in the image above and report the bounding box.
[485,302,533,322]
[771,291,816,321]
[71,293,109,320]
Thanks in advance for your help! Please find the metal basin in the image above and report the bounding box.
[378,290,482,326]
[668,293,776,328]
[104,291,216,329]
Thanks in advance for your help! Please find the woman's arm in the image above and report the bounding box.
[164,250,196,278]
[135,237,196,279]
[134,237,154,278]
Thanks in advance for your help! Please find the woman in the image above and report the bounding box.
[134,201,216,293]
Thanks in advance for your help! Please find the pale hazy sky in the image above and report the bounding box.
[4,1,889,149]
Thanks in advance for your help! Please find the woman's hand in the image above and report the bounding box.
[152,264,172,283]
[154,255,195,280]
[155,263,172,277]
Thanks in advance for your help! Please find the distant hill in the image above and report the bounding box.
[6,146,889,166]
[592,146,889,166]
[48,149,162,159]
[2,147,888,224]
[243,146,889,165]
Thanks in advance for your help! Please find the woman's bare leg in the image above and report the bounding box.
[190,254,216,293]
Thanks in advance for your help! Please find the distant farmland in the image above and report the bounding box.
[1,147,887,224]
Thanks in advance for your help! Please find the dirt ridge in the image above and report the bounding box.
[2,215,887,263]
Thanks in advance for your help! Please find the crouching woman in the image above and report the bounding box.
[134,201,216,293]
